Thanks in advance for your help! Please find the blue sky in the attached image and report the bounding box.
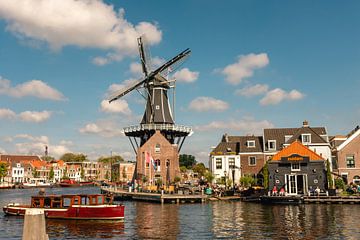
[0,1,359,164]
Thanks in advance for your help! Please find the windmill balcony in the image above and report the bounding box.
[123,124,193,135]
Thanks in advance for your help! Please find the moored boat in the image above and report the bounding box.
[59,179,94,187]
[3,193,124,220]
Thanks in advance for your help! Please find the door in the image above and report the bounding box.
[286,175,297,195]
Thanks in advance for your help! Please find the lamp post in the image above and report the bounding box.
[232,167,235,193]
[224,170,227,190]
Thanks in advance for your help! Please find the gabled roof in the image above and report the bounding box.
[337,126,360,151]
[212,134,263,154]
[0,155,41,163]
[264,126,327,151]
[272,141,325,161]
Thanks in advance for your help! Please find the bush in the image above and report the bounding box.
[240,175,255,188]
[335,178,345,190]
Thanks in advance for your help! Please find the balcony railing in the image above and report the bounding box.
[123,124,193,135]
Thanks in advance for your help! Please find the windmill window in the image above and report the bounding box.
[228,158,235,168]
[215,158,222,169]
[155,105,160,110]
[155,144,161,153]
[346,155,355,168]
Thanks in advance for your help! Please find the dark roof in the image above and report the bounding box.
[264,127,327,151]
[0,155,41,163]
[212,135,263,154]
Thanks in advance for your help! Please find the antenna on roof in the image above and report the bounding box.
[45,145,48,157]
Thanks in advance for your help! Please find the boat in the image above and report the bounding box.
[23,179,52,188]
[59,179,94,187]
[3,193,124,220]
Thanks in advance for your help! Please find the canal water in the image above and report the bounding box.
[1,187,359,239]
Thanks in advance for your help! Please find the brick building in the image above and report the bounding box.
[137,131,180,185]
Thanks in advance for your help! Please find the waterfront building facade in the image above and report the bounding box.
[112,161,136,183]
[268,141,327,195]
[331,126,360,184]
[11,162,25,183]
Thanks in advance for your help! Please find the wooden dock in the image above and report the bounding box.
[101,186,208,204]
[303,196,360,204]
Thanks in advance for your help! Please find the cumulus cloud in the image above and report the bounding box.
[195,118,274,134]
[12,134,70,158]
[235,84,269,97]
[189,97,229,112]
[172,68,199,83]
[260,88,304,106]
[106,78,138,97]
[221,53,269,85]
[0,108,16,119]
[19,110,52,122]
[0,77,66,100]
[100,99,131,115]
[0,0,162,65]
[0,108,52,122]
[79,121,124,137]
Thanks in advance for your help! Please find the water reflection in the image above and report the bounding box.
[47,219,125,239]
[134,202,179,239]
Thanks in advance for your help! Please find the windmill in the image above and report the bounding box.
[109,36,193,183]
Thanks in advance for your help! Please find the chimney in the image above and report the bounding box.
[302,120,309,127]
[224,133,229,142]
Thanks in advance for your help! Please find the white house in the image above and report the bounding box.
[12,162,25,183]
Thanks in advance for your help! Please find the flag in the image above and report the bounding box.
[145,151,151,164]
[150,157,156,171]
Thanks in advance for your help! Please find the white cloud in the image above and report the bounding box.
[0,0,162,65]
[173,68,199,83]
[189,97,229,112]
[79,121,124,138]
[100,99,131,115]
[0,108,16,119]
[106,78,138,97]
[18,110,52,122]
[195,118,274,134]
[0,77,66,100]
[12,134,70,158]
[235,84,269,97]
[260,88,305,106]
[221,53,269,85]
[129,62,143,77]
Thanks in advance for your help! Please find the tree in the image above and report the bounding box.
[335,178,345,190]
[0,162,8,182]
[98,155,124,164]
[105,171,110,181]
[204,171,215,184]
[49,167,54,181]
[33,167,39,178]
[326,159,334,189]
[262,161,269,190]
[80,166,85,181]
[42,156,55,162]
[60,153,87,162]
[179,154,197,169]
[174,176,181,183]
[192,163,206,177]
[240,175,255,188]
[180,166,188,173]
[62,167,69,180]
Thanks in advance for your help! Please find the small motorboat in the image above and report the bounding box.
[3,193,124,220]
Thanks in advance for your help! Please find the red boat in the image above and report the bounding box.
[59,179,94,187]
[3,193,124,220]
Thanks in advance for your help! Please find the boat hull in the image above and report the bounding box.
[3,204,124,220]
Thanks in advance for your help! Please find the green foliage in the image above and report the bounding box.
[262,161,269,189]
[174,176,181,183]
[204,171,215,183]
[240,174,256,188]
[105,171,110,181]
[155,178,163,186]
[111,171,119,182]
[335,178,345,190]
[32,167,39,178]
[0,162,8,181]
[80,166,85,180]
[326,159,334,189]
[142,176,148,183]
[60,153,87,162]
[180,166,188,173]
[62,167,68,180]
[98,155,124,163]
[192,163,206,177]
[179,154,197,169]
[42,156,55,162]
[49,167,54,181]
[122,167,127,179]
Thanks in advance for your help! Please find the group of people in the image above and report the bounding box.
[271,186,286,196]
[346,182,360,194]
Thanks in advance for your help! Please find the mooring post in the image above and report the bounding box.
[22,208,48,240]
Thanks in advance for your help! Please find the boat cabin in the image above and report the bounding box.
[31,194,113,208]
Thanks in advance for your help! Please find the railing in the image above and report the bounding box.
[123,124,193,134]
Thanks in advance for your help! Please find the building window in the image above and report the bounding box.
[284,135,292,143]
[155,143,161,153]
[155,159,161,171]
[215,158,222,169]
[301,134,311,144]
[229,158,235,169]
[346,155,355,168]
[353,175,360,184]
[268,140,276,150]
[249,156,256,166]
[291,163,300,171]
[247,140,255,148]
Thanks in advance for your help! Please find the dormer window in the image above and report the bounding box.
[301,134,311,144]
[284,135,292,143]
[268,140,276,150]
[226,148,232,152]
[247,140,255,148]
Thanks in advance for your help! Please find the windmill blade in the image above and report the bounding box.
[151,48,191,77]
[109,77,147,103]
[137,36,152,76]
